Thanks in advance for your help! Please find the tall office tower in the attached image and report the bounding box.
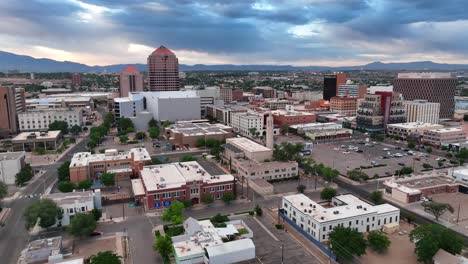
[15,88,26,113]
[356,92,406,132]
[220,87,233,104]
[266,113,274,149]
[71,73,82,86]
[404,100,440,124]
[147,45,180,91]
[393,72,456,119]
[0,86,21,135]
[119,65,144,97]
[323,72,346,101]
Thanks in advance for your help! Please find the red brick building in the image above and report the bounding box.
[272,109,316,127]
[147,46,180,91]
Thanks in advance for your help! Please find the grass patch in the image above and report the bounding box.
[238,228,249,235]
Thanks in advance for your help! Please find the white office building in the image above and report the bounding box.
[114,91,201,130]
[18,109,83,131]
[172,217,255,264]
[282,194,400,242]
[42,190,102,226]
[404,100,440,124]
[230,111,264,137]
[0,151,26,185]
[367,85,393,94]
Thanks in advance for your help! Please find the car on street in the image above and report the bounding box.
[333,147,340,151]
[383,148,389,151]
[342,151,350,154]
[356,149,363,153]
[395,146,401,150]
[398,162,405,166]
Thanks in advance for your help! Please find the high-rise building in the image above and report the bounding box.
[404,100,440,124]
[220,87,233,104]
[147,46,180,91]
[71,73,82,86]
[393,73,456,119]
[323,72,346,101]
[119,65,144,97]
[356,92,406,132]
[0,86,24,135]
[337,83,367,98]
[253,86,277,98]
[330,96,359,116]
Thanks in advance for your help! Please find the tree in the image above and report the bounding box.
[100,173,115,186]
[15,164,34,186]
[195,138,206,148]
[422,163,433,169]
[153,235,172,261]
[148,118,158,128]
[119,135,129,144]
[103,112,115,126]
[57,161,71,181]
[202,193,214,204]
[91,209,102,221]
[89,251,121,264]
[0,181,7,200]
[321,167,340,182]
[67,212,97,237]
[347,169,369,182]
[49,120,69,134]
[407,141,416,149]
[70,125,82,135]
[149,127,160,139]
[255,205,263,216]
[180,154,196,162]
[280,124,289,135]
[464,114,468,122]
[161,201,184,225]
[135,131,146,140]
[398,167,414,175]
[222,192,235,204]
[329,226,367,261]
[426,147,432,153]
[117,118,134,131]
[272,142,304,162]
[410,224,464,264]
[320,187,337,202]
[162,120,171,128]
[370,191,384,205]
[58,181,75,193]
[24,199,62,229]
[367,231,391,253]
[77,179,92,190]
[297,184,306,193]
[422,201,454,220]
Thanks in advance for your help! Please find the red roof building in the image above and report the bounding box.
[120,65,144,97]
[147,46,180,91]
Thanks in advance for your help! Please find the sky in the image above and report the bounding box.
[1,0,468,66]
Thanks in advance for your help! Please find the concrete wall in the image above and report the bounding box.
[0,152,25,185]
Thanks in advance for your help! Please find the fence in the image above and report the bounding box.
[279,209,337,261]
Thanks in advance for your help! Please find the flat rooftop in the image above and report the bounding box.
[27,236,61,251]
[0,151,25,160]
[283,194,399,222]
[226,137,271,153]
[140,161,234,192]
[427,127,463,133]
[387,122,443,129]
[167,122,232,136]
[42,191,95,206]
[392,174,457,189]
[12,130,61,141]
[70,148,151,167]
[397,72,454,79]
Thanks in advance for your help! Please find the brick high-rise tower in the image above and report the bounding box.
[394,72,456,119]
[147,46,180,91]
[119,65,144,97]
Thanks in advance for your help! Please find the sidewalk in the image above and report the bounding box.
[27,137,84,166]
[190,198,251,211]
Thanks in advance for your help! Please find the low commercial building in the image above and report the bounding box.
[206,104,249,125]
[423,127,467,147]
[26,97,93,110]
[249,178,274,196]
[452,168,468,184]
[386,122,444,140]
[330,96,359,116]
[383,173,461,203]
[69,148,152,183]
[282,194,400,242]
[263,99,294,110]
[0,151,26,185]
[19,236,62,264]
[290,122,352,141]
[223,137,298,181]
[42,190,102,226]
[253,86,276,98]
[404,100,440,124]
[18,108,83,131]
[271,108,316,127]
[172,217,255,264]
[132,161,235,209]
[12,131,63,151]
[165,121,233,148]
[230,111,264,137]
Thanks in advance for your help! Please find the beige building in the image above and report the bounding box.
[423,127,467,147]
[404,100,440,124]
[330,96,359,116]
[69,148,152,183]
[12,130,62,151]
[164,121,233,148]
[386,122,444,140]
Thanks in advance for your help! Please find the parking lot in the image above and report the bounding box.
[312,139,441,179]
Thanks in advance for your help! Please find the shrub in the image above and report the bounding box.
[58,181,75,193]
[275,224,284,229]
[249,211,255,216]
[255,205,263,216]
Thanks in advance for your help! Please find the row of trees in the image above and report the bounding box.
[272,142,304,162]
[48,120,82,135]
[195,138,224,158]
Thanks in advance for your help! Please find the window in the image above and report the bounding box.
[367,218,369,223]
[174,191,180,197]
[163,192,171,199]
[81,207,85,212]
[227,184,232,190]
[191,188,199,194]
[349,221,352,226]
[356,220,359,225]
[284,203,288,208]
[329,225,332,230]
[395,216,398,222]
[154,194,160,200]
[378,220,381,225]
[323,226,326,231]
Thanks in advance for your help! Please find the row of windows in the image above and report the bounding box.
[154,191,184,200]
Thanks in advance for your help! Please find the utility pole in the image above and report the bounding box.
[457,203,461,223]
[281,243,284,264]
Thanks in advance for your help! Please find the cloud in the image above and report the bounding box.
[0,0,467,66]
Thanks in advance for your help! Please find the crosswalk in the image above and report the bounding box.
[17,193,42,199]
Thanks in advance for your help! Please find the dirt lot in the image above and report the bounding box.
[360,222,418,264]
[431,192,468,223]
[73,235,119,259]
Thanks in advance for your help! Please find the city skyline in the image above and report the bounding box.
[1,1,468,66]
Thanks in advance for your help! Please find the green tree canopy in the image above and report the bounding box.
[103,112,115,126]
[195,138,206,148]
[180,154,196,162]
[70,125,82,135]
[153,235,173,261]
[370,191,384,205]
[320,187,337,202]
[162,120,172,128]
[24,199,62,229]
[100,173,115,186]
[0,181,8,200]
[49,120,69,134]
[119,135,129,144]
[410,224,464,264]
[407,141,416,149]
[367,231,391,253]
[273,142,304,162]
[297,184,306,193]
[329,226,367,261]
[202,193,214,204]
[135,131,146,140]
[91,208,102,221]
[89,251,121,264]
[67,213,97,237]
[77,180,92,190]
[58,181,75,193]
[117,118,134,131]
[161,201,184,225]
[148,118,158,128]
[222,192,236,204]
[149,126,160,139]
[422,201,454,220]
[347,169,369,182]
[57,161,71,181]
[15,164,33,186]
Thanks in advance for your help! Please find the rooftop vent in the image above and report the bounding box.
[308,210,312,213]
[300,202,303,206]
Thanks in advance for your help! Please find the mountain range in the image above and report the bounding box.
[1,50,468,72]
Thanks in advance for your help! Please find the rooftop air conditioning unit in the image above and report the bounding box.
[300,202,303,206]
[308,210,312,213]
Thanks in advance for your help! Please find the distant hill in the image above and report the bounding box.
[1,50,468,72]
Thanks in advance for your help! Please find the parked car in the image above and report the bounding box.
[356,149,364,153]
[398,162,405,166]
[383,148,389,151]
